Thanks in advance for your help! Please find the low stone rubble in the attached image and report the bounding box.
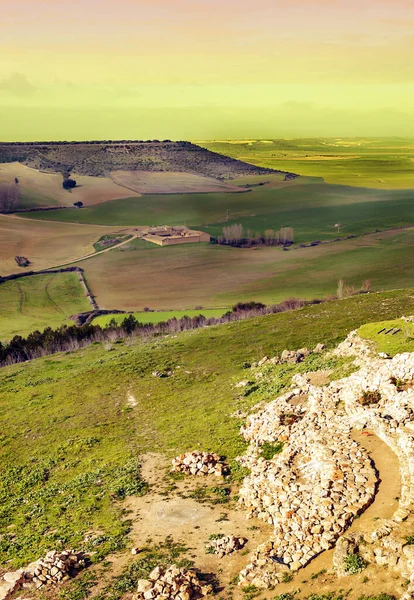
[251,343,325,370]
[171,451,226,477]
[235,329,414,593]
[133,565,213,600]
[0,549,86,599]
[206,535,247,557]
[32,550,86,588]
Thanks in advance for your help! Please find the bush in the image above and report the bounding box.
[261,442,284,460]
[359,390,381,406]
[63,178,77,190]
[343,552,366,574]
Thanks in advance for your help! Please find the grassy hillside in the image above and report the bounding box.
[199,138,414,189]
[72,228,414,311]
[0,288,413,571]
[0,272,91,340]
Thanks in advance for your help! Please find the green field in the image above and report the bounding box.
[1,288,413,573]
[0,272,90,341]
[199,138,414,189]
[359,318,414,356]
[21,180,414,245]
[92,308,229,327]
[72,227,414,311]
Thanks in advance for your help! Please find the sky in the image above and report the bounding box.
[0,0,414,140]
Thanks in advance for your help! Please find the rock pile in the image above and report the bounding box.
[171,451,226,476]
[134,565,212,600]
[32,550,86,588]
[0,549,86,599]
[206,535,247,557]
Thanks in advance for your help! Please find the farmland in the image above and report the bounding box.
[109,170,244,194]
[1,138,414,336]
[199,138,414,189]
[21,180,414,245]
[0,214,133,275]
[73,227,414,311]
[0,272,90,340]
[0,162,134,209]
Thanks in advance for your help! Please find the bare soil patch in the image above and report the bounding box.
[0,162,134,208]
[110,171,245,195]
[119,454,272,596]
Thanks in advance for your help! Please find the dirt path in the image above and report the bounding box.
[40,233,139,270]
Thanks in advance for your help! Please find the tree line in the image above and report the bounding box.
[0,278,372,369]
[0,298,313,368]
[214,224,294,247]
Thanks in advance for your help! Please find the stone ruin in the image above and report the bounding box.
[134,565,213,600]
[171,451,227,477]
[0,549,86,599]
[234,329,414,598]
[206,535,247,558]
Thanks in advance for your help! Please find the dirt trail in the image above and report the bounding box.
[41,233,139,270]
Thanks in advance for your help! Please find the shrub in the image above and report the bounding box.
[261,442,284,460]
[343,552,366,574]
[359,390,381,406]
[63,178,77,190]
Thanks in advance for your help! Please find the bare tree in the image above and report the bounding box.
[0,184,19,213]
[337,279,345,299]
[222,223,244,245]
[280,227,294,245]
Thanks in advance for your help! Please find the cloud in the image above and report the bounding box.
[0,73,36,97]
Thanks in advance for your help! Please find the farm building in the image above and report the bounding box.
[139,226,210,246]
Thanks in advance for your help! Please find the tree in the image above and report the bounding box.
[73,201,83,208]
[0,184,19,213]
[62,178,77,190]
[14,177,19,184]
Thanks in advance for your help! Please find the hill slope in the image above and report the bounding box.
[1,289,414,599]
[0,141,285,179]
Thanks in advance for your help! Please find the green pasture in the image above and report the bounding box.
[0,272,90,341]
[200,138,414,189]
[359,318,414,356]
[92,308,229,327]
[19,182,414,244]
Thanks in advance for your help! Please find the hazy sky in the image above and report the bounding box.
[1,0,414,140]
